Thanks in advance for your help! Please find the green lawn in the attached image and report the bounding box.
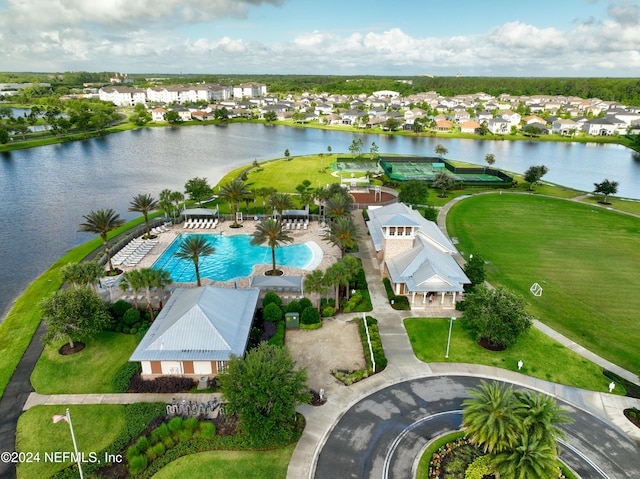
[446,193,640,374]
[31,331,138,394]
[150,444,296,479]
[16,404,126,479]
[405,318,622,394]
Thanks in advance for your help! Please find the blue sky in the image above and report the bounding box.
[0,0,638,76]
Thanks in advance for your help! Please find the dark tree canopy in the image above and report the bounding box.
[398,180,429,205]
[593,178,619,203]
[218,342,310,445]
[463,254,486,289]
[184,177,213,205]
[462,285,533,348]
[523,165,549,191]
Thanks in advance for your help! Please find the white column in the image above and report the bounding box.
[452,292,457,305]
[411,292,416,304]
[440,292,445,304]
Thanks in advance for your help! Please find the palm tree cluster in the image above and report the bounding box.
[462,381,573,479]
[119,268,173,320]
[303,256,362,312]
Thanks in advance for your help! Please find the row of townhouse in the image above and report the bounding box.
[98,82,267,107]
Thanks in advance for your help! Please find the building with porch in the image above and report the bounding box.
[129,286,260,379]
[366,202,470,309]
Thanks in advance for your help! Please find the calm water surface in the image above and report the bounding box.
[1,124,639,320]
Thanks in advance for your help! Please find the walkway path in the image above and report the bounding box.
[286,203,640,479]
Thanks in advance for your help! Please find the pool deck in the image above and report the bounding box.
[111,219,341,299]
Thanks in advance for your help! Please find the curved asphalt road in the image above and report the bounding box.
[315,376,640,479]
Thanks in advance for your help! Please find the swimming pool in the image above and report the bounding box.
[152,234,314,283]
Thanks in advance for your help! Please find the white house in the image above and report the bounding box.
[233,82,267,99]
[552,119,579,136]
[130,286,260,379]
[99,87,146,106]
[366,203,470,309]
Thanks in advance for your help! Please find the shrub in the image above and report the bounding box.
[422,205,438,222]
[465,454,493,479]
[178,428,193,442]
[112,361,141,393]
[130,327,137,335]
[322,306,337,317]
[359,316,388,371]
[123,308,142,326]
[300,322,323,330]
[162,436,175,449]
[286,300,301,313]
[129,375,195,393]
[343,291,363,313]
[168,417,183,433]
[199,421,216,438]
[126,445,140,461]
[382,278,395,300]
[151,442,166,458]
[183,417,199,432]
[298,297,313,311]
[111,299,133,318]
[155,422,170,440]
[267,320,285,347]
[128,454,148,476]
[122,327,130,334]
[263,302,283,323]
[352,268,367,290]
[300,307,321,325]
[262,291,282,308]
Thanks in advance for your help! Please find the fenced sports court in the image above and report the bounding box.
[332,158,382,174]
[379,156,513,185]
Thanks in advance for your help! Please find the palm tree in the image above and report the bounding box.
[323,261,351,307]
[174,235,215,286]
[462,380,518,454]
[220,179,250,227]
[255,187,277,211]
[250,219,293,274]
[325,193,352,219]
[324,216,361,258]
[170,191,185,220]
[78,208,125,274]
[304,269,327,312]
[137,268,158,320]
[60,261,105,290]
[492,433,560,479]
[268,192,294,218]
[129,193,159,237]
[119,269,144,309]
[151,268,173,309]
[159,188,173,221]
[513,390,572,445]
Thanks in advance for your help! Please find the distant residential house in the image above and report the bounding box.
[191,111,214,121]
[404,108,426,124]
[340,109,365,125]
[151,107,167,122]
[171,105,192,122]
[552,118,579,136]
[476,110,493,121]
[582,117,620,136]
[435,119,454,132]
[487,118,509,134]
[130,286,260,379]
[498,110,521,128]
[460,120,481,134]
[522,115,546,125]
[366,203,470,309]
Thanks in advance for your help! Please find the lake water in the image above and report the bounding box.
[1,123,639,321]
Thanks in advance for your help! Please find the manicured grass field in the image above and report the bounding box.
[405,318,622,394]
[16,404,126,479]
[31,331,138,394]
[446,193,640,374]
[150,445,296,479]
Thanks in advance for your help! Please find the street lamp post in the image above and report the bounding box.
[445,316,456,359]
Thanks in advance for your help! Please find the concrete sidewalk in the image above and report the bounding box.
[286,206,640,479]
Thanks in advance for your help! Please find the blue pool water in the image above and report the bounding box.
[152,234,313,282]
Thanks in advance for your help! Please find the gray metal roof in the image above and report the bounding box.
[130,286,259,362]
[249,276,302,290]
[183,208,217,216]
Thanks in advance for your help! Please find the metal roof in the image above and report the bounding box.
[130,286,259,362]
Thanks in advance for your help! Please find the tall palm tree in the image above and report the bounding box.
[170,191,185,220]
[60,261,105,290]
[304,269,327,312]
[255,187,277,211]
[129,193,159,237]
[119,269,144,309]
[151,268,173,309]
[78,208,125,273]
[159,188,173,221]
[323,261,351,307]
[268,192,294,218]
[462,380,518,454]
[323,216,361,258]
[250,219,293,274]
[174,235,215,286]
[220,179,250,227]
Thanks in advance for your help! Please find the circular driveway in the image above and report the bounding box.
[314,376,639,479]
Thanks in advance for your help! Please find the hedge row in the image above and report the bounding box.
[358,316,388,372]
[382,278,411,310]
